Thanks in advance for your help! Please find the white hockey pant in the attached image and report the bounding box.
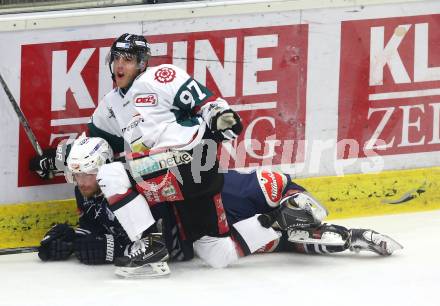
[97,162,155,241]
[194,215,279,268]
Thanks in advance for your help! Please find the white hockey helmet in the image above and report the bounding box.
[66,134,114,175]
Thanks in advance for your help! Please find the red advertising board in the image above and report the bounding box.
[18,25,308,186]
[339,14,440,159]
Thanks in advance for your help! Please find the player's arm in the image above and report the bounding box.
[74,187,127,265]
[37,189,96,262]
[38,224,126,265]
[87,99,125,156]
[169,65,243,141]
[195,95,243,141]
[37,222,121,265]
[38,189,127,265]
[29,96,124,178]
[37,223,76,261]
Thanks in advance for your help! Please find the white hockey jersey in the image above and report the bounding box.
[90,64,226,154]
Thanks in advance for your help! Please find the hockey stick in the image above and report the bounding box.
[0,246,38,255]
[0,72,53,178]
[0,73,44,156]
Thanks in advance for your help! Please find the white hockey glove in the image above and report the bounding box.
[209,108,243,141]
[200,98,243,142]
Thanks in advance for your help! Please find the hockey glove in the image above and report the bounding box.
[74,233,125,265]
[38,224,75,261]
[258,194,323,231]
[29,148,58,179]
[210,109,243,142]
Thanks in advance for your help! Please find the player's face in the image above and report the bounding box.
[113,53,139,89]
[74,173,100,198]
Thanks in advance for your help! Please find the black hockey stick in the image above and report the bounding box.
[0,246,38,255]
[0,73,44,156]
[0,72,53,178]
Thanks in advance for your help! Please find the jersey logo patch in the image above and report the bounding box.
[134,94,158,107]
[154,67,176,83]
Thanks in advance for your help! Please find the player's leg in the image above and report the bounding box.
[167,141,281,268]
[113,233,170,278]
[348,228,403,255]
[221,170,402,256]
[173,191,280,268]
[223,170,327,231]
[286,224,403,256]
[258,190,328,231]
[222,169,307,219]
[151,203,195,262]
[97,162,169,277]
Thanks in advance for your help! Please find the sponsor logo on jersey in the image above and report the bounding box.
[129,151,193,178]
[79,138,89,145]
[154,67,176,83]
[134,93,158,107]
[135,171,185,204]
[122,117,145,133]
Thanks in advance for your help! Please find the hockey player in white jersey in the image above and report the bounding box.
[93,33,283,271]
[31,33,326,275]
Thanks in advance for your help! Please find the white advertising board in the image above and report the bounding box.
[0,0,439,203]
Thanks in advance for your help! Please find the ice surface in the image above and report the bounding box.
[1,210,439,306]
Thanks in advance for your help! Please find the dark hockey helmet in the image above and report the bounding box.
[107,33,151,78]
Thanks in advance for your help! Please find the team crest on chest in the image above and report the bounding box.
[154,67,176,83]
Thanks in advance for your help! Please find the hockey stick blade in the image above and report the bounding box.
[0,246,38,255]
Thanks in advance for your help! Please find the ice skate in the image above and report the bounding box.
[288,224,349,247]
[114,234,170,278]
[349,229,403,256]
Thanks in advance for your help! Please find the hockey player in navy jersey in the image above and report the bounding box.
[37,136,402,277]
[221,170,402,256]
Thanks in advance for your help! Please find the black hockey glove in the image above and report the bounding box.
[29,148,57,179]
[38,224,75,261]
[74,233,125,265]
[210,109,243,142]
[257,204,319,231]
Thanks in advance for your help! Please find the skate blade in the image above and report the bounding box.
[115,262,171,278]
[288,230,345,246]
[382,234,404,255]
[288,236,345,246]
